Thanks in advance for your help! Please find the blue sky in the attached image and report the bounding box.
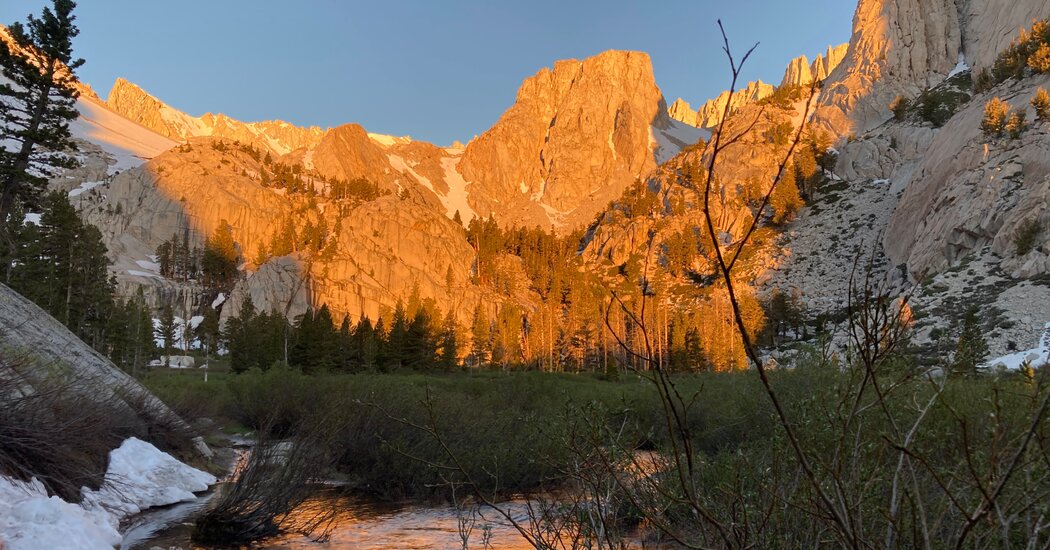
[2,1,855,146]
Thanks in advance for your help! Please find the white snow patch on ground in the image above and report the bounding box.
[81,438,216,523]
[439,156,477,223]
[985,322,1050,370]
[135,259,161,272]
[68,180,104,197]
[0,438,214,550]
[153,316,207,350]
[127,270,162,279]
[23,213,41,226]
[212,292,226,308]
[948,53,970,78]
[0,476,119,550]
[70,98,177,174]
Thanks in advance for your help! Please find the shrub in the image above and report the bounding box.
[1006,109,1028,138]
[1033,87,1050,121]
[981,97,1010,136]
[0,349,143,500]
[1014,217,1042,255]
[973,69,994,93]
[1030,43,1050,72]
[890,95,909,121]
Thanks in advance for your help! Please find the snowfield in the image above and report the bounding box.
[69,97,177,174]
[0,437,215,550]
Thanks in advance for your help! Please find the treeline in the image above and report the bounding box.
[224,292,459,374]
[1,192,155,372]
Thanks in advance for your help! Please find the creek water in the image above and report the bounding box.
[123,487,544,549]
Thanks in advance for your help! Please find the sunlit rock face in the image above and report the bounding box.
[813,0,1046,138]
[668,44,845,131]
[107,78,324,155]
[458,50,702,230]
[883,74,1050,279]
[77,137,481,325]
[690,81,776,129]
[781,44,849,88]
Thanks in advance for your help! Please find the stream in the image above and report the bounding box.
[122,487,547,549]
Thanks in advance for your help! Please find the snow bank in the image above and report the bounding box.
[984,322,1050,370]
[68,180,105,198]
[0,476,119,550]
[0,438,215,550]
[81,437,216,523]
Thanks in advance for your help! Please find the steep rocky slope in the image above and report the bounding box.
[73,136,482,325]
[0,283,211,458]
[669,81,775,129]
[669,44,846,130]
[107,78,325,155]
[765,0,1050,359]
[813,0,1046,137]
[459,50,705,229]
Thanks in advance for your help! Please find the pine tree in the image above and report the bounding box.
[195,307,221,359]
[0,0,83,231]
[224,295,257,373]
[385,301,409,370]
[437,309,459,371]
[355,316,379,371]
[981,98,1010,136]
[9,191,114,349]
[156,302,177,364]
[952,308,989,377]
[201,219,239,288]
[405,307,437,369]
[470,303,491,368]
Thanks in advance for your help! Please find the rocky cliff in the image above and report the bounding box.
[669,44,845,130]
[669,81,776,130]
[813,0,1046,137]
[0,283,210,458]
[69,131,483,328]
[458,50,704,229]
[107,78,325,155]
[781,44,849,88]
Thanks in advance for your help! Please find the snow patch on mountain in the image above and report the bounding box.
[650,119,708,164]
[70,97,176,174]
[440,156,477,223]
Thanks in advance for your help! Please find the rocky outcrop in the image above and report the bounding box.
[884,74,1050,279]
[220,256,311,326]
[107,78,325,155]
[670,45,844,131]
[459,50,702,230]
[0,283,210,458]
[781,45,849,88]
[697,81,775,128]
[814,0,1046,138]
[668,98,701,127]
[76,136,481,326]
